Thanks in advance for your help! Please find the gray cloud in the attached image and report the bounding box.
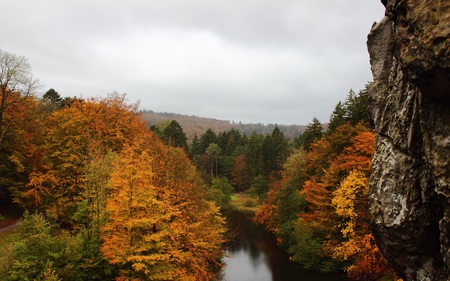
[1,0,384,125]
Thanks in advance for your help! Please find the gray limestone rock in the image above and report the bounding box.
[367,0,450,280]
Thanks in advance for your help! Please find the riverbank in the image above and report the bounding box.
[229,193,260,213]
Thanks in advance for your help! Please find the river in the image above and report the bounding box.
[220,210,347,281]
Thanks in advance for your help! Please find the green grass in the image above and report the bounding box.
[229,193,260,213]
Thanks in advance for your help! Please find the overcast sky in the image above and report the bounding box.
[2,0,385,125]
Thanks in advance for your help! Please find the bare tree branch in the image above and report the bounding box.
[0,49,42,147]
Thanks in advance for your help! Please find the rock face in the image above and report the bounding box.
[367,1,450,280]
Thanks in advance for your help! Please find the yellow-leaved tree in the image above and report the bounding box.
[331,170,390,280]
[101,142,173,280]
[101,139,225,281]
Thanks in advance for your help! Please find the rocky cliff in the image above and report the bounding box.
[367,0,450,280]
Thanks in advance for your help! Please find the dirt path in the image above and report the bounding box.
[0,218,18,234]
[0,223,17,234]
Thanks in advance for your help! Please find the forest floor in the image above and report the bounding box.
[229,193,260,213]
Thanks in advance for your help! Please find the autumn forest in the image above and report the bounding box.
[1,49,396,280]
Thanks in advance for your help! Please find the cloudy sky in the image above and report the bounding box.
[2,0,385,125]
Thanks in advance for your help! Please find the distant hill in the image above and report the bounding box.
[141,110,306,141]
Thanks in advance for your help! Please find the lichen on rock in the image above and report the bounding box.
[367,1,450,280]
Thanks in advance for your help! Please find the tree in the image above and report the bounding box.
[42,88,64,112]
[189,134,201,159]
[250,175,269,203]
[327,101,347,134]
[150,146,225,280]
[217,128,245,156]
[101,141,225,280]
[199,129,217,154]
[273,149,307,247]
[43,88,61,103]
[0,94,43,209]
[209,177,233,209]
[326,88,372,136]
[262,127,290,179]
[331,170,390,280]
[0,212,87,281]
[100,143,171,280]
[246,132,264,179]
[162,120,188,152]
[0,49,41,147]
[332,171,368,242]
[231,153,251,192]
[344,88,370,126]
[74,148,116,246]
[206,143,221,179]
[301,117,323,151]
[255,148,308,244]
[296,127,389,278]
[289,219,327,271]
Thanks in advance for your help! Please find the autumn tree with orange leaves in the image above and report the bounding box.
[23,94,146,218]
[101,143,174,280]
[256,125,394,278]
[101,141,225,281]
[1,90,226,280]
[255,88,396,280]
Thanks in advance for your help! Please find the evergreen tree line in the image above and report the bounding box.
[153,88,372,210]
[153,120,292,207]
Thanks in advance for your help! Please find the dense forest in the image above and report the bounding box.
[0,50,225,280]
[0,49,398,280]
[151,85,398,280]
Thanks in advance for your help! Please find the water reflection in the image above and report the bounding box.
[221,210,346,281]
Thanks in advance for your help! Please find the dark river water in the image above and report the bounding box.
[220,210,346,281]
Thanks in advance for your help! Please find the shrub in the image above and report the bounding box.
[244,198,257,208]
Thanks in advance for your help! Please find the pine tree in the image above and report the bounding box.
[262,127,290,178]
[301,117,323,151]
[327,101,347,134]
[162,120,188,152]
[246,132,264,179]
[344,88,370,126]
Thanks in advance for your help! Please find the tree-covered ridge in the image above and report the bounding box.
[142,110,306,141]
